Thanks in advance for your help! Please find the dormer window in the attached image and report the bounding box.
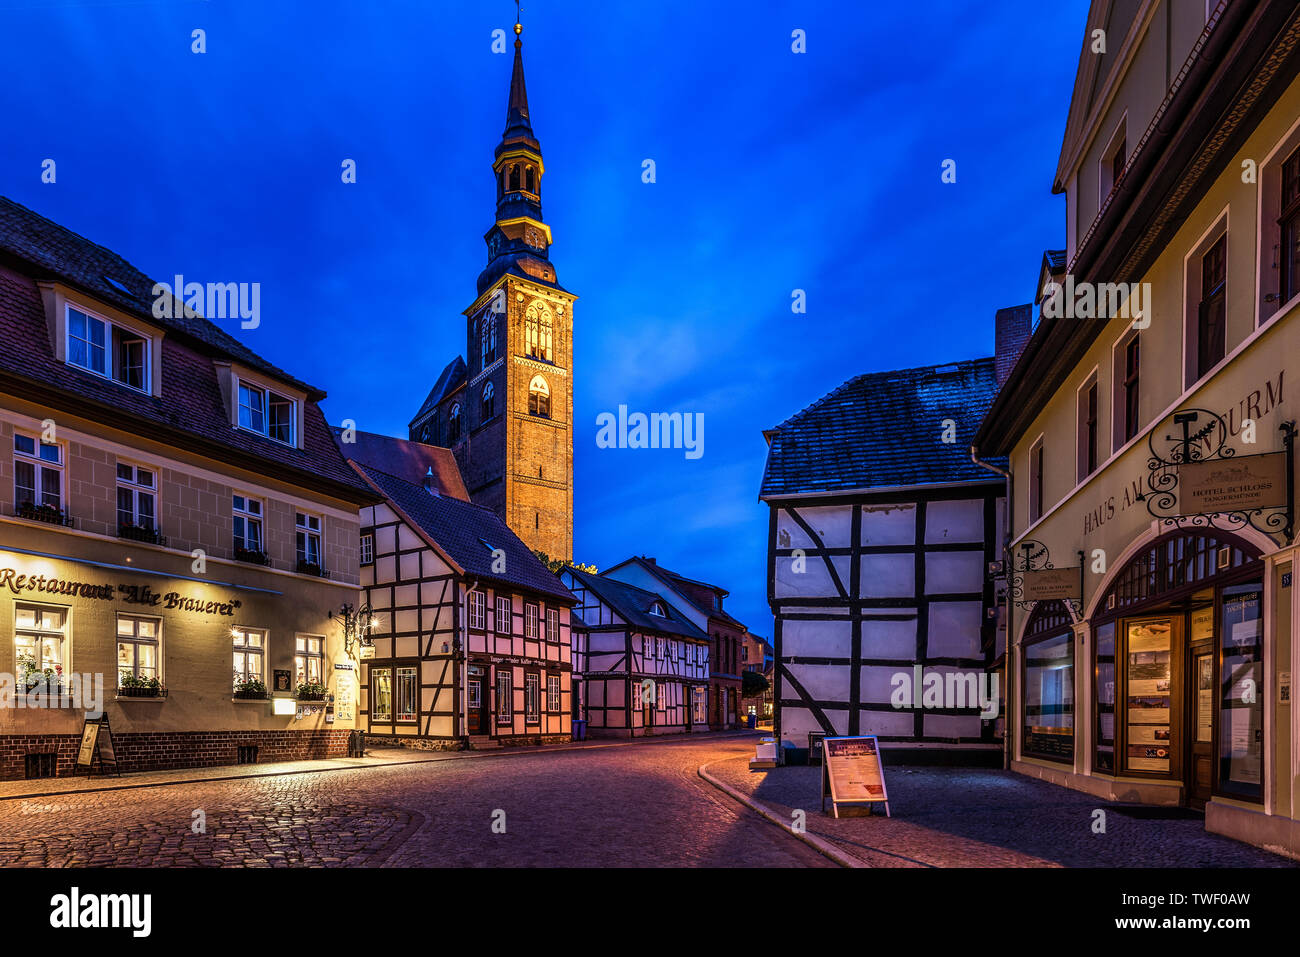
[66,304,150,392]
[648,601,666,618]
[237,379,296,446]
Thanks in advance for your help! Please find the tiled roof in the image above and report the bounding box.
[0,197,318,396]
[354,463,574,604]
[760,357,1006,498]
[0,221,371,500]
[565,568,709,642]
[332,428,469,501]
[1044,249,1067,271]
[409,355,467,427]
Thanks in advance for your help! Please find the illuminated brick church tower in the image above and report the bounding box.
[409,14,575,562]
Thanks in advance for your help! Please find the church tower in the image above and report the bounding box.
[412,14,574,562]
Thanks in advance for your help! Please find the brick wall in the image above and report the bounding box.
[0,728,352,780]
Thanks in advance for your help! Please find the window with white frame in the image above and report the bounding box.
[116,614,160,684]
[66,304,150,392]
[294,635,324,686]
[231,626,265,688]
[15,604,67,679]
[545,607,559,643]
[359,532,374,565]
[14,433,63,514]
[295,512,322,568]
[116,462,156,532]
[658,681,666,711]
[524,672,540,723]
[232,495,263,554]
[547,673,560,712]
[372,668,392,722]
[693,686,708,724]
[525,602,539,639]
[496,670,513,723]
[657,637,665,659]
[468,591,486,630]
[237,379,296,445]
[496,595,512,634]
[396,666,418,722]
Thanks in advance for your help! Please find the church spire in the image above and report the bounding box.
[504,7,531,141]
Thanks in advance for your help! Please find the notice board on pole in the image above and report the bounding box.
[821,735,890,817]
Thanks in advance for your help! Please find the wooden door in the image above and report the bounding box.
[1187,641,1215,809]
[468,677,484,734]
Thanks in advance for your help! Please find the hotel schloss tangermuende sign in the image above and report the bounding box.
[0,568,242,616]
[1022,567,1082,602]
[1178,453,1288,513]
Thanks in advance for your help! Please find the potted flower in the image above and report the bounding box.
[18,655,63,695]
[296,681,327,701]
[119,672,163,698]
[233,675,268,699]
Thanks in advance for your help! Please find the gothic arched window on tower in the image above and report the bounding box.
[528,375,550,418]
[525,301,553,362]
[482,381,495,422]
[525,167,535,193]
[481,312,496,366]
[449,403,462,443]
[509,164,521,191]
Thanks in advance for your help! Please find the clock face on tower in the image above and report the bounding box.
[524,226,545,250]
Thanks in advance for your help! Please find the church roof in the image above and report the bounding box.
[760,357,1006,498]
[330,427,468,501]
[409,355,466,427]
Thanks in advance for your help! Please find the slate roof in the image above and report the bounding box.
[409,355,467,427]
[0,197,318,396]
[354,463,574,604]
[565,568,709,642]
[331,427,468,501]
[760,357,1007,498]
[0,198,372,499]
[604,556,746,630]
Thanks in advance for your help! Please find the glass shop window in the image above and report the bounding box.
[1218,582,1264,800]
[1023,630,1074,762]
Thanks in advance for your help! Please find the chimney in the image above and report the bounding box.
[994,304,1033,387]
[422,466,439,496]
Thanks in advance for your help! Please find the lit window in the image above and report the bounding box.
[14,433,63,516]
[231,626,265,688]
[524,672,540,724]
[396,666,418,722]
[237,380,296,445]
[294,635,324,686]
[116,462,156,534]
[117,615,160,685]
[524,301,554,361]
[66,305,150,391]
[528,375,550,418]
[547,673,560,712]
[15,604,67,682]
[372,668,392,722]
[496,670,513,723]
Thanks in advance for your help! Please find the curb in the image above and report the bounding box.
[697,761,862,868]
[0,730,759,803]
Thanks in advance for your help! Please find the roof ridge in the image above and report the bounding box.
[355,461,499,517]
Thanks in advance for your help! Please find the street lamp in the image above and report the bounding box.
[333,602,378,660]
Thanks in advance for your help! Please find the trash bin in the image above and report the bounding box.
[572,718,587,741]
[348,730,367,757]
[746,713,757,729]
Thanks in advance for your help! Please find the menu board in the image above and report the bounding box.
[1126,621,1172,773]
[821,736,890,818]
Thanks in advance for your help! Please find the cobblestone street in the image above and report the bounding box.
[0,735,830,868]
[0,735,1294,867]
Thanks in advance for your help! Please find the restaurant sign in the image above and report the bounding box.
[0,568,242,617]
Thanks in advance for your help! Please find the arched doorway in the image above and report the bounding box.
[1088,528,1264,809]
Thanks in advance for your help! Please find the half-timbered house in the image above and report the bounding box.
[600,556,745,729]
[342,437,575,748]
[760,356,1014,762]
[559,568,710,736]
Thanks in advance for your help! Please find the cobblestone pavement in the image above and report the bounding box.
[704,756,1300,868]
[0,735,832,867]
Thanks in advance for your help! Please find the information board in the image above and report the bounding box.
[75,714,120,776]
[821,735,890,818]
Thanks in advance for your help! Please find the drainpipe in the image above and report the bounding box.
[971,445,1013,771]
[461,578,478,749]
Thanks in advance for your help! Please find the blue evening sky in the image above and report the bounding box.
[0,0,1085,634]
